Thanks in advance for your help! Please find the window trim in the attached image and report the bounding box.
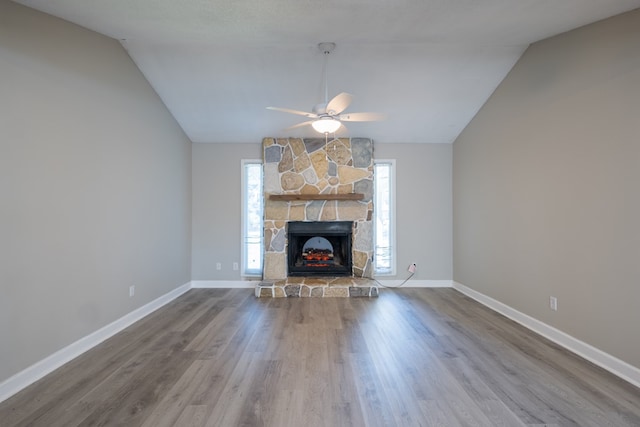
[373,159,396,276]
[241,159,263,277]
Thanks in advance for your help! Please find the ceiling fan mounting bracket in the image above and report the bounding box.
[318,42,335,54]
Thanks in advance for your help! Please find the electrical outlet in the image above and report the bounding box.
[233,262,239,271]
[549,296,558,311]
[216,262,222,270]
[408,263,417,273]
[129,286,135,297]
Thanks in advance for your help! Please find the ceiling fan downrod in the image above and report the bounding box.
[318,42,335,107]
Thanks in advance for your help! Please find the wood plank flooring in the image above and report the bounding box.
[1,288,639,426]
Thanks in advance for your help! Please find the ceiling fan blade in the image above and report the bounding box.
[284,120,315,130]
[338,112,386,122]
[326,92,353,115]
[267,106,318,119]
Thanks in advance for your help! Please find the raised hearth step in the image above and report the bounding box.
[255,277,379,298]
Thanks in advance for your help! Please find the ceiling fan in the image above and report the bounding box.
[267,42,385,135]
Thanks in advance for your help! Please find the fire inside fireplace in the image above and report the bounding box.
[302,237,334,267]
[287,221,353,276]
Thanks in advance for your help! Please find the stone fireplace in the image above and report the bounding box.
[257,137,377,297]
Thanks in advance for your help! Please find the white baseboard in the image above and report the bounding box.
[190,280,260,288]
[375,279,453,288]
[452,281,640,389]
[0,282,191,404]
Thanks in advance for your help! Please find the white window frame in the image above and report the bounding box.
[374,159,396,276]
[241,159,263,277]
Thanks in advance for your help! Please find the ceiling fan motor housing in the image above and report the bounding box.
[312,103,328,115]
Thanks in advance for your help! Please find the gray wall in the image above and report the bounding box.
[191,143,262,280]
[453,10,640,369]
[375,143,452,280]
[191,142,452,281]
[0,2,192,382]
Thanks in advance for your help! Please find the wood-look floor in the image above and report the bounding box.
[1,288,639,426]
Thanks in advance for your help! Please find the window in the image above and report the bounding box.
[242,160,263,276]
[374,160,395,275]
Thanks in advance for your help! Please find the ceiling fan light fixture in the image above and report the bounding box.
[312,117,341,134]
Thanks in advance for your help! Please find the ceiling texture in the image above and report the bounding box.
[13,0,640,144]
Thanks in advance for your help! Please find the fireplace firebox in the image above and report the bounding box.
[287,221,353,276]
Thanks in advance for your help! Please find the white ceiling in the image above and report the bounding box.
[13,0,640,143]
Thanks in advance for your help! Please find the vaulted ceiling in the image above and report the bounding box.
[13,0,640,143]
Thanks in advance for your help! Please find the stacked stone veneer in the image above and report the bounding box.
[262,137,374,282]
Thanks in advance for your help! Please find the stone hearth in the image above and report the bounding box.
[255,277,378,298]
